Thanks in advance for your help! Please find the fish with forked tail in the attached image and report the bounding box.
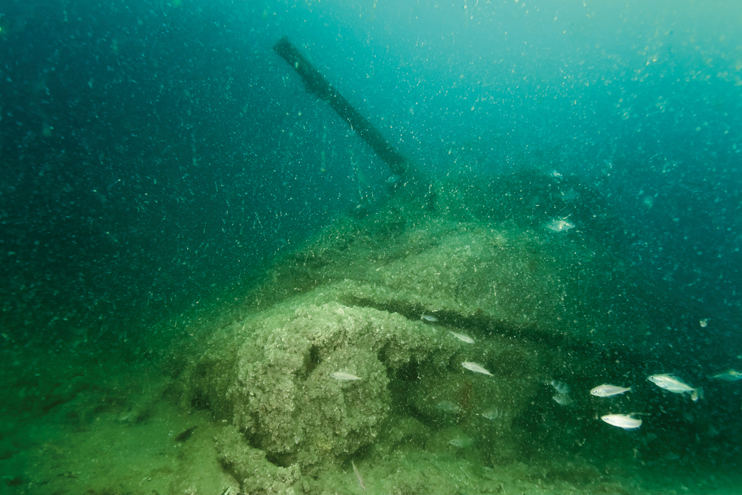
[648,374,703,401]
[601,413,643,430]
[590,384,632,397]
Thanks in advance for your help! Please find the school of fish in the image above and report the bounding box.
[330,310,741,488]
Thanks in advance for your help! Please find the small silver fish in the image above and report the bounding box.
[601,413,642,430]
[709,369,742,381]
[648,374,703,401]
[331,371,362,381]
[351,460,365,492]
[421,314,439,322]
[436,400,461,414]
[545,218,575,232]
[449,331,475,344]
[590,384,632,397]
[462,361,493,376]
[553,393,574,406]
[448,435,474,448]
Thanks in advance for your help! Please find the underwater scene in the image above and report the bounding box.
[1,0,742,493]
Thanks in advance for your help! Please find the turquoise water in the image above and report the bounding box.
[1,1,741,493]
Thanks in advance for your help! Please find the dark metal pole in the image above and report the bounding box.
[273,37,409,177]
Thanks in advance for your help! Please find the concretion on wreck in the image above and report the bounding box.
[185,296,559,473]
[249,171,663,349]
[179,171,677,493]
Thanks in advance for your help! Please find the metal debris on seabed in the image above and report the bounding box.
[330,371,362,381]
[601,413,643,430]
[590,384,632,397]
[647,373,703,401]
[709,369,742,381]
[449,331,475,344]
[462,361,493,376]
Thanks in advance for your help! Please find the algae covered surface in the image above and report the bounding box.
[4,171,740,494]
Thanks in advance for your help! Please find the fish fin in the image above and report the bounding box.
[693,387,704,401]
